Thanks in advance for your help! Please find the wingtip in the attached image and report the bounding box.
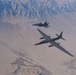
[71,55,74,57]
[69,54,74,57]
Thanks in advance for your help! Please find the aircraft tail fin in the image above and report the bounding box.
[60,32,63,37]
[60,32,66,40]
[44,21,47,24]
[56,32,65,41]
[44,21,49,25]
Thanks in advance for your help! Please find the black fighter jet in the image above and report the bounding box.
[33,21,50,28]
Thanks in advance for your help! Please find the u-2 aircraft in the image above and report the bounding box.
[33,21,50,28]
[35,29,73,57]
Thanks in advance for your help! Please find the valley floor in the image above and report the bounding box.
[0,14,76,75]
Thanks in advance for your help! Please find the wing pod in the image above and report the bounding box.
[40,37,44,39]
[48,45,53,47]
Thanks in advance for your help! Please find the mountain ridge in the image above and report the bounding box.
[0,0,76,18]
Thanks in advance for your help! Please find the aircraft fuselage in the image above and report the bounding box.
[35,40,50,45]
[51,36,61,41]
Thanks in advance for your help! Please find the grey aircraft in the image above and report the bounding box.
[33,21,50,28]
[35,29,73,57]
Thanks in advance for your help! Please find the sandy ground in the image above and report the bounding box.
[0,14,76,75]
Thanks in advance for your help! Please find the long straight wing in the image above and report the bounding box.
[49,41,73,57]
[37,29,51,40]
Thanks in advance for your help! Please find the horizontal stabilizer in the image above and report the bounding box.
[56,34,59,37]
[61,37,66,41]
[56,33,66,41]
